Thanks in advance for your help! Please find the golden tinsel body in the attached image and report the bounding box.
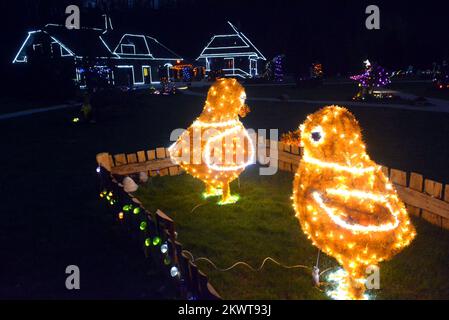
[289,105,416,299]
[169,78,254,204]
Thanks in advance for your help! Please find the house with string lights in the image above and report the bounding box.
[12,16,183,88]
[197,21,266,79]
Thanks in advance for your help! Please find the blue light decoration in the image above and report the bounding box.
[182,67,192,82]
[273,55,284,82]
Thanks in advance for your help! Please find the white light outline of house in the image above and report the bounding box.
[146,36,183,61]
[12,30,40,63]
[99,36,120,58]
[196,21,266,61]
[32,43,42,51]
[116,65,145,86]
[12,30,77,63]
[14,29,182,63]
[113,34,154,57]
[60,44,72,57]
[120,43,136,55]
[45,23,103,31]
[164,63,173,79]
[201,34,250,51]
[12,27,183,87]
[223,68,251,78]
[113,33,183,62]
[111,56,181,61]
[49,36,75,57]
[13,31,121,63]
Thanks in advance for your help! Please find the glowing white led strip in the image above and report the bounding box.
[302,154,376,175]
[168,120,254,171]
[312,191,399,233]
[325,188,387,203]
[204,126,255,171]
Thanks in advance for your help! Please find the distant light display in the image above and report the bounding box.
[274,55,284,82]
[351,62,390,88]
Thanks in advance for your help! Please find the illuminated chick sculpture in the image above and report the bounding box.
[169,78,254,204]
[286,105,416,299]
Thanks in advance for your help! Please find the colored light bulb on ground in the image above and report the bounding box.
[170,266,179,278]
[152,236,161,246]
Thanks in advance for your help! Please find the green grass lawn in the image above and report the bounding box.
[134,167,449,300]
[2,86,449,298]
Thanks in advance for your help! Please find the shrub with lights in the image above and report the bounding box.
[311,62,323,78]
[273,54,284,82]
[283,105,416,299]
[169,78,255,205]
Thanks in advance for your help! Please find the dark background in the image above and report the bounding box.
[1,0,448,79]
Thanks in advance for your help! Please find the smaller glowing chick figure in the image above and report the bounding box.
[169,78,255,204]
[284,105,416,299]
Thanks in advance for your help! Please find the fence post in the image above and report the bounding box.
[422,179,443,227]
[443,185,449,230]
[390,168,407,187]
[96,152,112,171]
[408,172,423,217]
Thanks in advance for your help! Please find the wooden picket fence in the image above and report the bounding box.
[97,165,221,300]
[97,140,449,231]
[273,141,449,230]
[96,139,449,299]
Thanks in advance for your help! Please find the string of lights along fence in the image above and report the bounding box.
[98,185,180,280]
[169,78,255,205]
[283,105,416,300]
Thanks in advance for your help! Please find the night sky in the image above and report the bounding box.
[1,0,449,77]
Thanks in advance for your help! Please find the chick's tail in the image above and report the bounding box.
[281,129,301,147]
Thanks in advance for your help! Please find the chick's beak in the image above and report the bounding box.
[238,104,250,118]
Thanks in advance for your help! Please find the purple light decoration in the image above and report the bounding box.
[274,55,284,82]
[350,63,390,88]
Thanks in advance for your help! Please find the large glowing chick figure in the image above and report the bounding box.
[169,78,255,205]
[285,105,416,299]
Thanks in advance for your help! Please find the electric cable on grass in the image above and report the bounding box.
[182,249,336,289]
[191,202,206,213]
[183,249,311,272]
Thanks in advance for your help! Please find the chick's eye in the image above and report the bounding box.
[309,126,324,144]
[311,131,322,142]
